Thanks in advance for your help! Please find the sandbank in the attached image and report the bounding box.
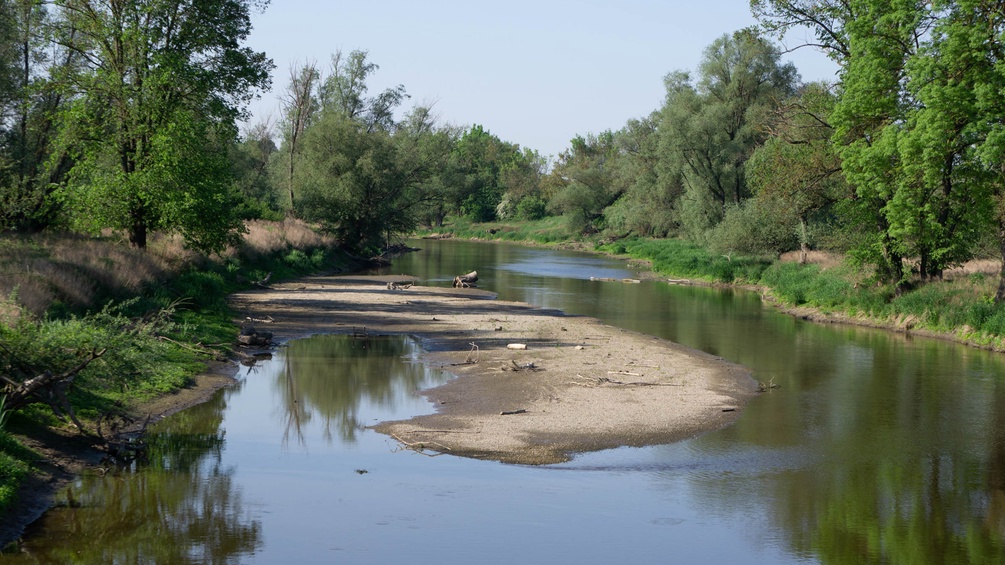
[230,274,758,464]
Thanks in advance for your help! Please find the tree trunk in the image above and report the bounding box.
[995,220,1005,304]
[453,271,478,287]
[799,215,809,265]
[129,206,148,249]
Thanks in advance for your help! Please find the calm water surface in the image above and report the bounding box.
[4,239,1004,564]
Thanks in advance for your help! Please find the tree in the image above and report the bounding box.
[395,104,462,227]
[319,49,408,133]
[548,131,620,234]
[231,118,282,220]
[51,0,273,251]
[0,0,71,232]
[449,124,523,222]
[658,29,798,240]
[755,0,988,288]
[604,114,683,237]
[295,112,416,254]
[746,82,846,262]
[279,61,320,215]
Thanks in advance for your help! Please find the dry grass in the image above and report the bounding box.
[778,250,846,270]
[943,259,1000,280]
[0,220,336,319]
[238,218,334,257]
[0,233,163,316]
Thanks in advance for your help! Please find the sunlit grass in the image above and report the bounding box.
[416,216,575,245]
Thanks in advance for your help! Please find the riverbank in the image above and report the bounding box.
[229,274,758,465]
[0,364,238,547]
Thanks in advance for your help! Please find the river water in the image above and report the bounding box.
[4,239,1004,564]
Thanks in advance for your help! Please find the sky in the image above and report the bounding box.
[243,0,839,158]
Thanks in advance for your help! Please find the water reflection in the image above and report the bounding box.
[6,240,1005,563]
[275,335,442,446]
[10,391,261,564]
[383,239,1005,563]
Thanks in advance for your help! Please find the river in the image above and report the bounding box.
[3,239,1004,564]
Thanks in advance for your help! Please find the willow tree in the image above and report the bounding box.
[746,83,846,263]
[52,0,273,251]
[658,28,798,240]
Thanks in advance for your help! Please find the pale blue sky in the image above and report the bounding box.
[245,0,838,158]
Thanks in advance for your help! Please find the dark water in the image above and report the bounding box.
[4,239,1005,564]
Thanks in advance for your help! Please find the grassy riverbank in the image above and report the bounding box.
[0,220,360,515]
[421,218,1005,351]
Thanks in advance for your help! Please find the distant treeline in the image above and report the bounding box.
[4,1,1005,297]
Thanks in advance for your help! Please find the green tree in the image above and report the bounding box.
[549,131,621,234]
[395,104,461,227]
[746,82,846,262]
[51,0,273,251]
[0,0,72,232]
[320,49,408,133]
[230,119,282,220]
[604,114,683,237]
[658,29,798,241]
[450,124,522,222]
[755,0,997,290]
[296,112,416,254]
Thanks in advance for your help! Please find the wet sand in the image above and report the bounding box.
[230,274,758,464]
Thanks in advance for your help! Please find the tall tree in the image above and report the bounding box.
[754,0,987,288]
[658,29,798,240]
[51,0,273,251]
[295,112,415,254]
[746,82,846,263]
[549,131,620,233]
[0,0,71,232]
[319,49,408,133]
[280,61,320,215]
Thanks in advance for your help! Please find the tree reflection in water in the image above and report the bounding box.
[14,388,261,563]
[275,334,436,446]
[683,326,1005,564]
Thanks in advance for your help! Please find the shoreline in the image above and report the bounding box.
[229,274,759,465]
[0,363,238,547]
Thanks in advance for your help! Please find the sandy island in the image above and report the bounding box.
[230,274,758,465]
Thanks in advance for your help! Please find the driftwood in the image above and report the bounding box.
[452,271,478,288]
[237,326,273,346]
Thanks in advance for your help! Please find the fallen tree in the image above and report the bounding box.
[1,348,106,432]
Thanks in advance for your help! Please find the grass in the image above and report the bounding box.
[0,430,33,513]
[416,216,577,246]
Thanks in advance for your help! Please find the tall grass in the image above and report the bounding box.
[607,238,774,283]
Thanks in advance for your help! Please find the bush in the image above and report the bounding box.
[515,196,548,221]
[706,200,799,257]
